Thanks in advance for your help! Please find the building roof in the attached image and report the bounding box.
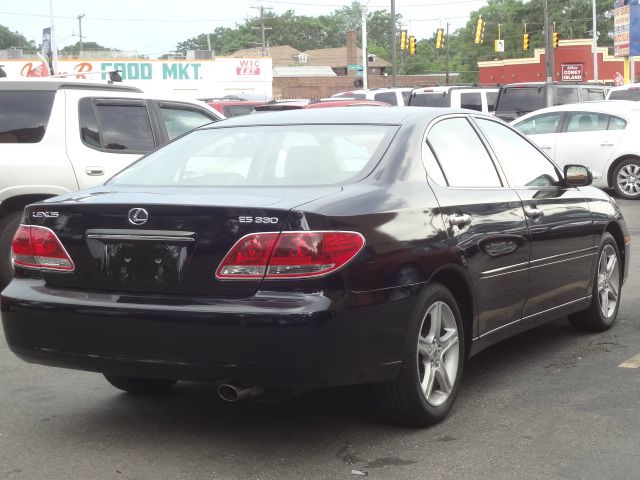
[229,45,301,67]
[301,46,391,68]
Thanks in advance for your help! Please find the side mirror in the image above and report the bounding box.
[564,164,592,187]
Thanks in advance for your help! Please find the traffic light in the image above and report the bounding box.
[553,31,559,48]
[523,32,530,50]
[474,16,485,44]
[400,30,408,51]
[436,28,445,49]
[409,36,417,55]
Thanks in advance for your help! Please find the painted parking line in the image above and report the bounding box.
[619,352,640,369]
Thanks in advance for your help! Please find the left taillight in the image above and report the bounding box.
[11,225,75,272]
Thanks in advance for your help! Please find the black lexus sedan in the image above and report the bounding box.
[0,107,630,427]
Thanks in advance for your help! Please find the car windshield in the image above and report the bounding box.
[411,92,450,107]
[496,87,545,113]
[609,89,640,101]
[108,124,396,187]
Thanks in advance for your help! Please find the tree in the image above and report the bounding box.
[60,41,110,55]
[0,25,35,50]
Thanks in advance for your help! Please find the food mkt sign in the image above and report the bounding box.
[615,0,640,57]
[0,58,272,97]
[561,63,583,81]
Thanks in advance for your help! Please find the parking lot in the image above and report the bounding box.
[0,198,638,480]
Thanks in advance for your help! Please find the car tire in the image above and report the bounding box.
[375,283,465,427]
[0,211,22,290]
[103,374,177,395]
[568,232,622,332]
[613,158,640,199]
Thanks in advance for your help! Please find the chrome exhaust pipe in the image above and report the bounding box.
[217,383,263,402]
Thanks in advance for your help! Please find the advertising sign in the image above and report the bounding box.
[561,63,583,81]
[615,0,630,57]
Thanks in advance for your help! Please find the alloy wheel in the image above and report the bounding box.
[417,301,460,407]
[597,244,620,319]
[616,163,640,196]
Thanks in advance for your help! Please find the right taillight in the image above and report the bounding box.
[216,231,365,280]
[11,225,75,272]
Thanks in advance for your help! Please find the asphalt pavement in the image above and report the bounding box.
[1,199,639,480]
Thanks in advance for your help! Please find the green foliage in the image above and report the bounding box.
[60,41,109,54]
[0,25,35,50]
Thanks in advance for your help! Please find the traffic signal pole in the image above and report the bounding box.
[391,0,397,86]
[445,22,450,85]
[543,0,553,81]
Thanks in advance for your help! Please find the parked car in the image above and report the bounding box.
[511,101,640,199]
[253,98,390,112]
[408,86,499,114]
[0,79,224,288]
[331,87,415,106]
[606,83,640,101]
[494,82,608,121]
[1,107,628,427]
[203,97,266,117]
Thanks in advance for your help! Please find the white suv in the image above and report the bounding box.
[331,87,415,106]
[0,79,224,287]
[408,86,499,114]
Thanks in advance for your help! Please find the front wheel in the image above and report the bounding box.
[568,232,622,332]
[613,158,640,199]
[375,283,465,427]
[104,374,177,395]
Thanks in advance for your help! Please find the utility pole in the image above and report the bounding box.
[251,6,272,57]
[77,14,85,55]
[543,0,553,81]
[445,22,450,86]
[391,0,397,86]
[362,6,368,89]
[591,0,598,81]
[49,0,58,74]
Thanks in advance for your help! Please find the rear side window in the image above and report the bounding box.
[79,98,155,152]
[555,88,579,105]
[486,92,497,112]
[608,116,627,130]
[411,92,450,107]
[0,91,55,143]
[496,87,545,113]
[225,105,255,117]
[108,125,396,187]
[401,91,412,105]
[374,92,397,105]
[460,92,482,111]
[427,117,501,188]
[608,89,640,100]
[160,105,217,140]
[566,112,609,132]
[585,88,605,101]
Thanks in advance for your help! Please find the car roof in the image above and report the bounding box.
[512,100,640,123]
[608,83,640,92]
[413,86,499,93]
[0,79,142,93]
[204,106,475,128]
[502,82,604,88]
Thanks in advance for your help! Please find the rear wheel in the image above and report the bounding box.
[569,232,621,332]
[613,158,640,199]
[103,374,177,395]
[375,283,465,427]
[0,211,22,290]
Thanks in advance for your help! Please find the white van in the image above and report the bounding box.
[408,86,499,114]
[331,87,415,106]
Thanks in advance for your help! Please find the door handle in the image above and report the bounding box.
[524,206,544,221]
[600,142,614,147]
[85,167,104,176]
[540,145,552,149]
[449,213,471,227]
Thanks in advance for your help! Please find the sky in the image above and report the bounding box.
[1,0,488,58]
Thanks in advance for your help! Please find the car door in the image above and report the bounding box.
[424,116,530,342]
[554,112,626,182]
[67,94,159,189]
[513,111,565,159]
[474,117,594,327]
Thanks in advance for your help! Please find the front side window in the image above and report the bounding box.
[160,106,217,140]
[608,89,640,101]
[476,118,560,188]
[556,88,579,105]
[108,124,396,187]
[460,92,482,111]
[566,112,609,132]
[426,117,502,188]
[373,92,397,105]
[514,113,563,135]
[586,88,605,101]
[486,92,498,112]
[0,91,55,143]
[411,92,450,107]
[496,87,545,114]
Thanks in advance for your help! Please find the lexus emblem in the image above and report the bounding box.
[128,208,149,226]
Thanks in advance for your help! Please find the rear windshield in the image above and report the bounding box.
[410,92,450,107]
[108,124,397,187]
[496,87,545,113]
[0,91,55,143]
[609,89,640,101]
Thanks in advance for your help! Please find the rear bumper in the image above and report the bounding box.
[1,279,418,391]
